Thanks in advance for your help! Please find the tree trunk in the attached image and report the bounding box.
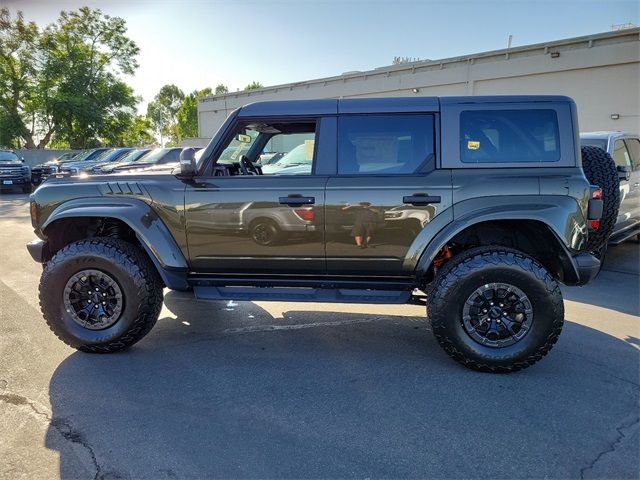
[37,128,54,149]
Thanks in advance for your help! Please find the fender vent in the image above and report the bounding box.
[101,182,144,195]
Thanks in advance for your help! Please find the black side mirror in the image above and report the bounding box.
[617,165,631,181]
[179,148,197,177]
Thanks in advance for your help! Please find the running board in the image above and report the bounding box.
[193,286,412,304]
[608,226,640,245]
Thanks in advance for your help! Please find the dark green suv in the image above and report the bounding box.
[26,96,619,372]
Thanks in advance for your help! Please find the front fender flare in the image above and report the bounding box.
[42,197,189,289]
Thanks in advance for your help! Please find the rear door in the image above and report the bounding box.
[325,112,452,276]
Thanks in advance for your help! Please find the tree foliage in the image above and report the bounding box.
[146,83,184,145]
[215,84,228,95]
[0,7,140,148]
[176,87,211,140]
[244,81,263,91]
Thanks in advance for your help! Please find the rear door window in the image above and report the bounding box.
[337,114,435,175]
[460,109,560,163]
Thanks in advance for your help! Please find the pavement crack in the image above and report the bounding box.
[579,414,640,479]
[0,390,104,480]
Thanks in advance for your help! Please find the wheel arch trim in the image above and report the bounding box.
[41,197,189,289]
[413,196,587,284]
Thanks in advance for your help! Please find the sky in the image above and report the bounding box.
[3,0,639,113]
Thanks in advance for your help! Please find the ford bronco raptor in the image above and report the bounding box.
[27,96,619,372]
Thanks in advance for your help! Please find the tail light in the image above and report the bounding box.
[587,187,603,230]
[293,208,314,222]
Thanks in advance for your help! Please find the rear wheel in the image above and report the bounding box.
[39,238,163,353]
[581,145,620,250]
[428,247,564,373]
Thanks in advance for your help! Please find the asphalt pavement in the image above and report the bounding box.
[0,192,638,479]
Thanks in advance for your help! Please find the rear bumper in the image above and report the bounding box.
[571,252,601,286]
[26,239,48,263]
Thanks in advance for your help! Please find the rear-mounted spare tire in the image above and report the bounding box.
[581,145,620,251]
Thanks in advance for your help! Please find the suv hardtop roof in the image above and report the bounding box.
[237,95,575,117]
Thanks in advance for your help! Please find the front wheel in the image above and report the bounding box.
[428,247,564,373]
[39,238,164,353]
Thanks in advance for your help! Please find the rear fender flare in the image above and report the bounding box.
[414,196,586,283]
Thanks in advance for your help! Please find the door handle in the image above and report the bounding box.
[279,195,315,206]
[403,194,441,206]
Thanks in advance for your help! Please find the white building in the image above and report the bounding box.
[197,28,640,141]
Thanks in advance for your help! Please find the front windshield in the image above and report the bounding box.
[269,144,311,167]
[71,149,96,162]
[138,148,168,163]
[92,149,117,162]
[0,151,19,162]
[119,149,149,164]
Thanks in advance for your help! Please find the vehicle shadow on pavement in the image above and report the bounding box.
[45,296,639,479]
[562,242,639,317]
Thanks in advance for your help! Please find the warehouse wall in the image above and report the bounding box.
[198,28,640,137]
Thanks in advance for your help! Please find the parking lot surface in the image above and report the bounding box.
[0,192,638,479]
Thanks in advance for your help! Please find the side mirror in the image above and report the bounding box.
[617,165,631,181]
[179,148,197,177]
[21,157,25,162]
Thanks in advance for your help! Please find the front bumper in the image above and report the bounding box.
[0,177,30,186]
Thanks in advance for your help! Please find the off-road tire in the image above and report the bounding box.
[581,145,620,251]
[428,246,564,373]
[39,237,163,353]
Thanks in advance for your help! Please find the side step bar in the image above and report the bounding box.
[193,286,412,304]
[608,225,640,245]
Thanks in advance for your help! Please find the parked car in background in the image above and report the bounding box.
[580,132,640,244]
[107,147,182,173]
[84,148,133,174]
[31,151,80,185]
[61,148,131,175]
[94,148,150,174]
[58,148,109,175]
[0,150,31,193]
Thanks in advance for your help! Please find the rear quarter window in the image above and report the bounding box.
[460,109,560,163]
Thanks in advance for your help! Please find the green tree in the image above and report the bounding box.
[215,84,228,95]
[244,81,263,91]
[176,87,211,140]
[0,8,41,148]
[0,7,140,148]
[118,114,155,146]
[147,84,184,145]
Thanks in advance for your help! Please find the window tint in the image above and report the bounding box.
[612,140,631,168]
[164,149,181,162]
[460,109,560,163]
[338,114,435,175]
[624,138,640,170]
[216,122,317,176]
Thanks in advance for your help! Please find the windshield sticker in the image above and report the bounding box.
[467,140,480,150]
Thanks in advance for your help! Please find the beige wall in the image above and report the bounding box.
[198,28,640,138]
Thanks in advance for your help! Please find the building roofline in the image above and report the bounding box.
[200,27,639,104]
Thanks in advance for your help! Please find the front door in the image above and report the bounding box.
[325,113,452,276]
[185,119,326,274]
